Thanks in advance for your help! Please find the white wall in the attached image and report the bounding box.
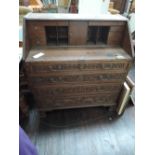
[79,0,110,14]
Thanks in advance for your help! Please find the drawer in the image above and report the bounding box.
[28,24,44,37]
[31,83,122,97]
[25,61,130,74]
[28,72,127,85]
[28,25,42,33]
[35,93,119,111]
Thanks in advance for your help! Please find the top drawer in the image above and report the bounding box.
[25,61,131,74]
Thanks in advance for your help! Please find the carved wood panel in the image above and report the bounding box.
[32,83,122,96]
[29,73,127,85]
[25,62,129,74]
[36,93,118,110]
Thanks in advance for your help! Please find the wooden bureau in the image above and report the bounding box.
[23,13,133,113]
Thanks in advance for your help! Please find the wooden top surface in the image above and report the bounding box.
[24,13,127,21]
[26,47,131,62]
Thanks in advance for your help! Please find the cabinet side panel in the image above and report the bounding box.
[23,19,31,60]
[122,22,134,57]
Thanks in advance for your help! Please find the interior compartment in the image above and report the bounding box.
[87,26,110,45]
[57,26,68,45]
[45,26,68,45]
[46,26,57,45]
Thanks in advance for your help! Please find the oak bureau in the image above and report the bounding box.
[23,13,133,114]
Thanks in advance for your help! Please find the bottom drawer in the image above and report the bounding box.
[35,93,119,111]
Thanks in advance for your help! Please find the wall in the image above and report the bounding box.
[79,0,110,14]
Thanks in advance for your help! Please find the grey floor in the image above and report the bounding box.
[23,103,135,155]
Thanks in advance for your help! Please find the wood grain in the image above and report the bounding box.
[69,21,88,45]
[24,15,133,113]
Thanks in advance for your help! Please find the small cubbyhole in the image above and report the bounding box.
[87,26,110,45]
[45,26,68,45]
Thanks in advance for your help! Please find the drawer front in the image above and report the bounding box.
[35,93,119,110]
[31,83,122,97]
[28,24,43,36]
[28,72,127,85]
[25,61,130,74]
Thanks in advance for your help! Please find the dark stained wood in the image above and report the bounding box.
[25,47,131,62]
[107,31,124,45]
[23,14,133,113]
[23,20,31,59]
[122,23,134,57]
[32,83,122,96]
[25,47,131,111]
[69,21,88,45]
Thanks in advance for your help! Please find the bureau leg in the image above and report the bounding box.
[108,106,116,112]
[107,106,117,121]
[39,111,47,118]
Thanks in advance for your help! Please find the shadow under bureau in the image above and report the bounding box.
[23,13,133,113]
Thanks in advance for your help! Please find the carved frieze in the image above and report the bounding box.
[34,84,121,96]
[28,62,127,73]
[30,73,126,84]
